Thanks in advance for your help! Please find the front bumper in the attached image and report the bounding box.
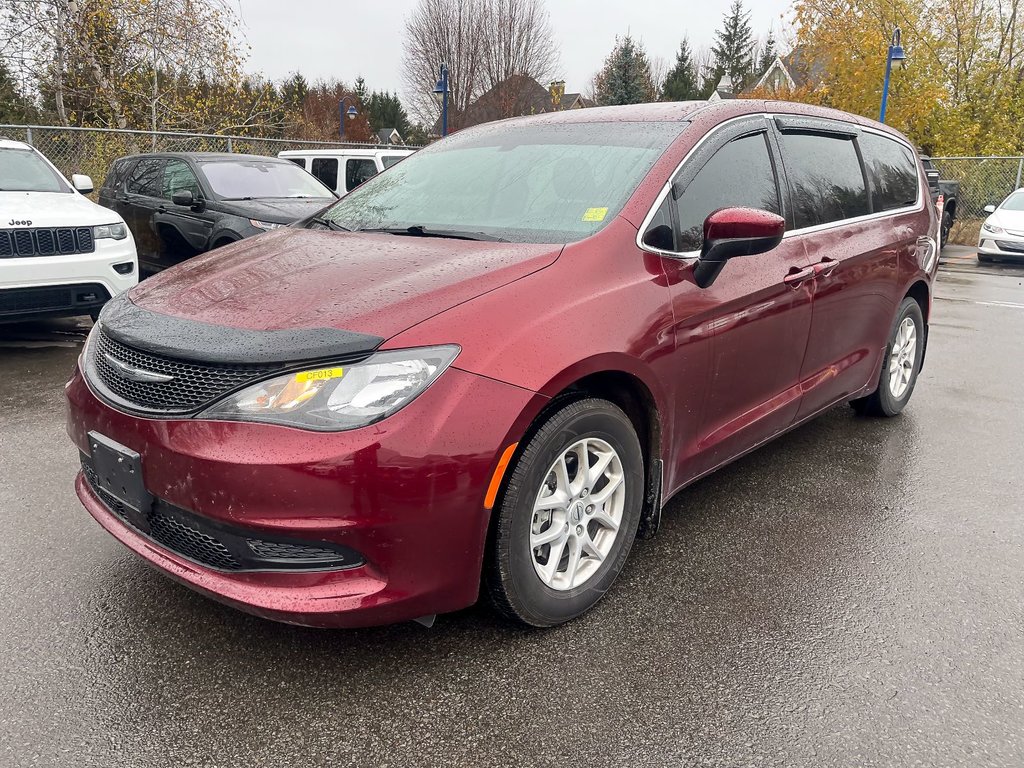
[0,236,138,319]
[978,231,1024,259]
[66,361,540,628]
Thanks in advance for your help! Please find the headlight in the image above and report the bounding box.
[982,221,1004,234]
[249,219,284,231]
[94,223,128,240]
[200,345,460,430]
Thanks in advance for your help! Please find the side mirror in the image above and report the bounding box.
[692,207,786,289]
[71,174,94,194]
[641,223,675,252]
[171,189,195,207]
[983,204,997,214]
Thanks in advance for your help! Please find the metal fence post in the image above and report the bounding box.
[25,126,33,145]
[1015,158,1023,191]
[227,137,233,153]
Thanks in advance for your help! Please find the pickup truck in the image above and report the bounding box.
[920,154,959,249]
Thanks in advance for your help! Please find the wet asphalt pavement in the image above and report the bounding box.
[1,250,1022,767]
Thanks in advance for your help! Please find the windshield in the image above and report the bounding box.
[1001,191,1024,211]
[0,148,69,193]
[199,160,335,200]
[319,121,684,243]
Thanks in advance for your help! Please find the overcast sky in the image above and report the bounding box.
[236,0,793,100]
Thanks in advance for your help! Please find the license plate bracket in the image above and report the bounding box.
[87,431,152,513]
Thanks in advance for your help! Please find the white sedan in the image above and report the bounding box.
[978,190,1024,262]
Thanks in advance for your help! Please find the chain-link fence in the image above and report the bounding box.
[0,124,422,191]
[930,156,1024,218]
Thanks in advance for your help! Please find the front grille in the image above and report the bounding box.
[0,227,95,258]
[81,460,363,572]
[90,328,281,414]
[995,240,1024,253]
[149,512,241,570]
[0,283,110,316]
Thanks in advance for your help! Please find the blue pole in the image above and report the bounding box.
[879,46,894,123]
[441,65,449,137]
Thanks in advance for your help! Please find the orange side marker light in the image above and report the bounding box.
[484,442,519,510]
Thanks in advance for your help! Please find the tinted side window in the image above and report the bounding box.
[346,158,378,191]
[286,158,306,169]
[674,132,780,251]
[126,157,165,196]
[859,133,918,211]
[163,159,201,200]
[311,158,338,190]
[780,132,869,228]
[104,159,132,190]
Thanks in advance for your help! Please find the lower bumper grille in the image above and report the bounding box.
[995,240,1024,253]
[0,283,110,317]
[81,461,363,572]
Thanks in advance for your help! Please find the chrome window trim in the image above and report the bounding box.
[635,115,926,258]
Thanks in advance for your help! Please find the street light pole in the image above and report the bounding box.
[433,64,449,137]
[879,27,907,124]
[339,96,358,140]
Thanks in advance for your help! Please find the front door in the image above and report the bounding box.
[655,119,814,480]
[153,158,214,262]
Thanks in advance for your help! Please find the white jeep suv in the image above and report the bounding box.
[1,138,138,323]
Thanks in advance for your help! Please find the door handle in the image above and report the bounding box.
[783,265,816,287]
[813,257,840,276]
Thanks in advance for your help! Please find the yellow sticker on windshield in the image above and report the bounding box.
[294,367,344,383]
[582,207,608,222]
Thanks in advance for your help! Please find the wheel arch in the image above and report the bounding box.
[503,361,667,541]
[904,279,931,367]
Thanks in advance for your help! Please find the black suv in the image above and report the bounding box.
[98,153,336,273]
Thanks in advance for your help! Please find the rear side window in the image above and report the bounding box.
[104,159,132,191]
[381,155,405,169]
[674,132,781,251]
[779,132,869,228]
[311,158,338,190]
[346,158,378,191]
[126,157,165,196]
[286,157,306,169]
[859,133,919,211]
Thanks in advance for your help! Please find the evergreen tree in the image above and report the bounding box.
[0,61,34,123]
[281,72,309,113]
[593,35,657,106]
[710,0,755,92]
[661,38,701,101]
[354,76,369,107]
[367,90,411,136]
[757,31,778,77]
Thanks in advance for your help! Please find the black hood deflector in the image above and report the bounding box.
[99,292,384,365]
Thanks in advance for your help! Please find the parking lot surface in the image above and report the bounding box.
[1,257,1022,767]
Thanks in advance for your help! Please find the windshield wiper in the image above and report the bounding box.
[359,225,508,242]
[309,217,351,232]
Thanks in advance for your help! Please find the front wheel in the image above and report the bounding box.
[851,297,925,417]
[486,398,644,627]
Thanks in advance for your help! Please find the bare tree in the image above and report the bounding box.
[402,0,487,130]
[402,0,559,129]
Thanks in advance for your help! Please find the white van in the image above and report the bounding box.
[1,138,138,322]
[278,148,415,197]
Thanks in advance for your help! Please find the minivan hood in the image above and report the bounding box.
[218,197,335,223]
[0,191,123,228]
[128,228,562,340]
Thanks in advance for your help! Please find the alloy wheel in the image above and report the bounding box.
[888,316,917,399]
[529,437,625,591]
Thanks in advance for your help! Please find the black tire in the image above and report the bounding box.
[851,297,925,417]
[940,209,953,249]
[486,398,644,627]
[978,253,993,263]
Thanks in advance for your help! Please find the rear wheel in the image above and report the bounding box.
[851,297,925,417]
[486,398,644,627]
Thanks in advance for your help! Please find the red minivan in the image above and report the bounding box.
[66,101,938,628]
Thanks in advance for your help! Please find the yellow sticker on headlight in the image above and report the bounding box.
[294,367,344,383]
[582,207,608,222]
